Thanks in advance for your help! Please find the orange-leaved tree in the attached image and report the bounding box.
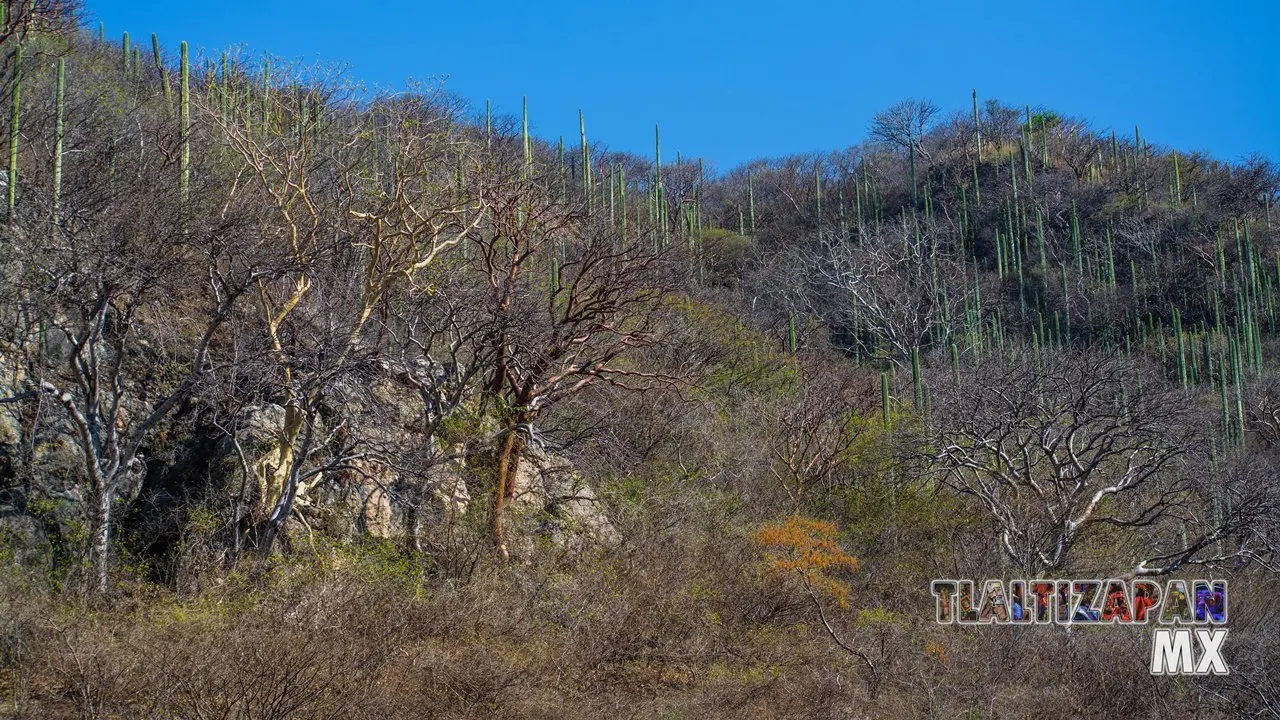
[753,516,879,695]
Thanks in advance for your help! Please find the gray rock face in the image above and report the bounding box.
[0,508,49,569]
[297,444,618,556]
[0,347,90,544]
[509,447,621,549]
[0,348,619,564]
[228,397,616,554]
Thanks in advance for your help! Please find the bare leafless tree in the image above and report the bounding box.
[809,217,972,364]
[869,99,939,160]
[932,351,1196,575]
[212,77,487,555]
[468,170,682,560]
[0,180,254,593]
[757,361,875,508]
[1055,120,1104,182]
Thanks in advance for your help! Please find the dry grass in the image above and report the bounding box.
[2,529,1274,720]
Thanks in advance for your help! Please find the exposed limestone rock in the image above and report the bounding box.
[508,447,621,550]
[1,349,620,563]
[0,507,49,569]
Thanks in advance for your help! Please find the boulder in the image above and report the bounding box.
[509,447,620,550]
[0,506,51,570]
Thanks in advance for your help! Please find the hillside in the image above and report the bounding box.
[1,3,1278,717]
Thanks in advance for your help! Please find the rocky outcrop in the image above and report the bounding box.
[0,509,49,569]
[0,344,620,568]
[224,394,618,555]
[507,447,621,550]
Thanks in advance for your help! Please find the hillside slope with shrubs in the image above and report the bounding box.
[1,3,1278,717]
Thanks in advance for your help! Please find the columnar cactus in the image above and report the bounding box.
[521,96,530,177]
[180,41,190,204]
[7,41,20,222]
[814,163,822,239]
[52,57,64,231]
[972,89,982,162]
[152,34,172,108]
[881,371,891,429]
[619,163,627,239]
[579,109,590,209]
[1172,152,1183,206]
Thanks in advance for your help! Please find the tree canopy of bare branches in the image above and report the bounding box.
[933,351,1195,575]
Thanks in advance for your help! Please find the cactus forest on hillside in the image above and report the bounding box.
[0,2,1278,717]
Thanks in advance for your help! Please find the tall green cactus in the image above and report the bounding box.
[1172,152,1182,206]
[179,41,190,204]
[1021,106,1033,183]
[1133,125,1144,203]
[1105,225,1116,288]
[52,57,64,231]
[972,89,982,162]
[1173,306,1188,390]
[619,164,627,239]
[556,136,565,199]
[521,96,530,177]
[7,42,20,223]
[814,163,822,239]
[579,109,590,209]
[152,34,172,108]
[1035,208,1047,270]
[608,163,616,226]
[1218,359,1231,448]
[654,123,662,186]
[1070,201,1082,275]
[1040,114,1049,167]
[881,372,891,429]
[655,123,665,244]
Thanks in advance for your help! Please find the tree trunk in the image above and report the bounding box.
[488,420,526,562]
[258,405,307,556]
[92,477,112,595]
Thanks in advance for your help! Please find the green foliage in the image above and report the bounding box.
[1022,111,1060,133]
[436,401,489,446]
[698,226,753,277]
[23,496,87,587]
[675,299,797,397]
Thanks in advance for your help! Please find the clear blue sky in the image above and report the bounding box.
[89,0,1278,173]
